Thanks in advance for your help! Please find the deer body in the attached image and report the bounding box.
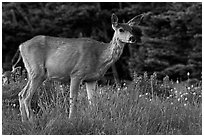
[20,35,124,82]
[17,13,143,122]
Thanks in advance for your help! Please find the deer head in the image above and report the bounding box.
[111,13,144,44]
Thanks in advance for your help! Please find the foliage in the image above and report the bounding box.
[129,2,202,81]
[2,2,202,81]
[2,71,202,135]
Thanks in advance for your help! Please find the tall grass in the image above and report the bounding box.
[2,72,202,135]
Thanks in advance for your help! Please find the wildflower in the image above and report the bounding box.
[171,102,173,105]
[176,79,179,83]
[133,71,138,81]
[139,94,142,98]
[145,93,149,96]
[123,82,126,86]
[187,87,191,90]
[187,72,190,76]
[153,72,157,78]
[144,72,148,80]
[184,103,187,106]
[184,98,188,101]
[117,87,121,91]
[163,75,169,84]
[178,98,180,101]
[193,92,196,95]
[191,85,194,88]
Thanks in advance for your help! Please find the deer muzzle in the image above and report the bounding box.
[129,36,136,43]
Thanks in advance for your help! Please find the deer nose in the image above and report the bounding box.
[129,36,136,43]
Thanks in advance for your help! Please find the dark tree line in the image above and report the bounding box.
[2,2,202,82]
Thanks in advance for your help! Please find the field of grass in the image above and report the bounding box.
[2,72,202,135]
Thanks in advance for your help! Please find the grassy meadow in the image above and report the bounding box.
[2,72,202,135]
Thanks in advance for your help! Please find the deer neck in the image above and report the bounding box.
[100,33,126,67]
[109,33,126,62]
[93,33,126,79]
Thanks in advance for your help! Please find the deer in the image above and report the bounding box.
[13,13,144,123]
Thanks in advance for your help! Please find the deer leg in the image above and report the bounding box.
[69,77,81,119]
[85,81,97,104]
[19,73,44,123]
[19,80,31,122]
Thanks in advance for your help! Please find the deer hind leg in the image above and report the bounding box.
[69,77,81,119]
[19,70,45,123]
[85,81,97,104]
[19,79,31,122]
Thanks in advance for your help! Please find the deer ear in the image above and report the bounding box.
[111,13,118,25]
[127,14,144,26]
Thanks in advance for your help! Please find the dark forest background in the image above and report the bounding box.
[2,2,202,83]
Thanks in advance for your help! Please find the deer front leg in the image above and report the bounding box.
[85,81,97,104]
[69,77,81,119]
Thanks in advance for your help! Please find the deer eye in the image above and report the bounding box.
[119,28,124,32]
